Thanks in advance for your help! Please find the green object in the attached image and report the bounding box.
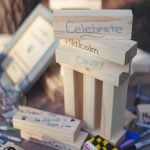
[0,126,19,131]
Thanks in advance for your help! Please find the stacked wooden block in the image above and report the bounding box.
[13,106,88,150]
[53,10,138,143]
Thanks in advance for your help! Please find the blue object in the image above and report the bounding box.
[126,132,141,141]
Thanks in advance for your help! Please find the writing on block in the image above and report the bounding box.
[21,130,88,150]
[56,46,130,72]
[53,10,133,40]
[13,106,81,142]
[60,39,137,65]
[138,104,150,124]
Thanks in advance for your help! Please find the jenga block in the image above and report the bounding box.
[13,106,81,142]
[124,110,137,128]
[50,0,101,10]
[62,66,77,117]
[137,104,150,124]
[74,71,83,120]
[56,46,131,71]
[83,76,102,131]
[21,130,88,150]
[53,10,132,40]
[56,48,130,86]
[83,75,96,130]
[100,78,129,140]
[60,39,137,65]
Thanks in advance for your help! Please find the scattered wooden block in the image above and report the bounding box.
[137,104,150,124]
[53,10,132,40]
[21,130,88,150]
[60,39,137,65]
[13,106,81,142]
[74,71,83,120]
[62,63,129,87]
[50,0,101,10]
[100,78,129,140]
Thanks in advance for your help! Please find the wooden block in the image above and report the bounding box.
[124,110,137,128]
[83,75,96,130]
[53,10,132,40]
[62,63,129,87]
[137,104,150,124]
[50,0,101,10]
[62,66,76,117]
[21,130,88,150]
[74,71,83,120]
[13,106,81,142]
[56,48,130,86]
[60,39,137,65]
[100,78,129,140]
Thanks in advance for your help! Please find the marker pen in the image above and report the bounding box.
[124,139,150,150]
[0,126,19,131]
[0,133,21,142]
[136,122,150,129]
[120,130,150,149]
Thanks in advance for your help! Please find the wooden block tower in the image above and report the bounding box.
[53,10,138,143]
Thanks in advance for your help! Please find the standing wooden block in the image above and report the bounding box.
[0,142,24,150]
[100,78,129,140]
[74,71,83,120]
[83,75,96,130]
[53,10,132,40]
[137,104,150,124]
[62,66,76,117]
[60,39,137,65]
[83,76,102,131]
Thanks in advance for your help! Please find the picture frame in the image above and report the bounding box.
[0,4,58,93]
